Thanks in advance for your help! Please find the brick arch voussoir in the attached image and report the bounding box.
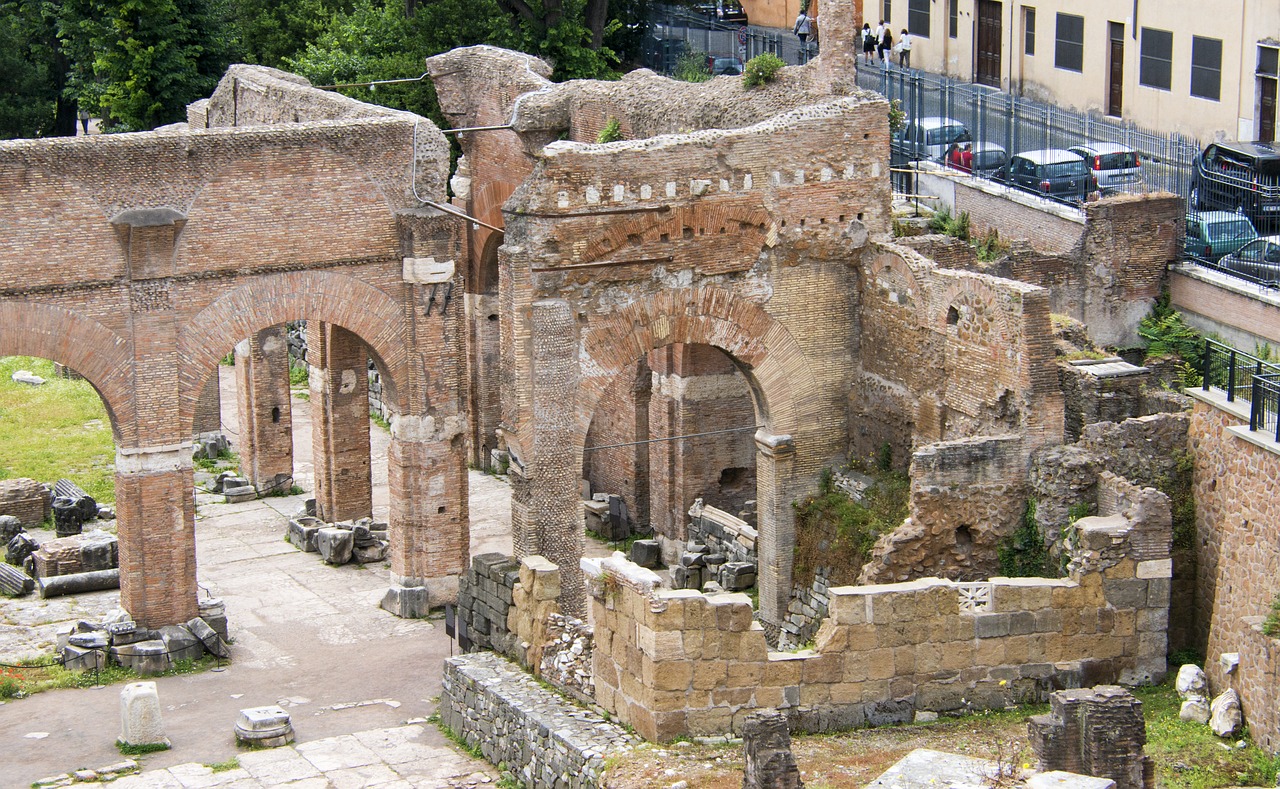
[0,301,134,443]
[575,287,814,445]
[936,277,1013,344]
[177,271,411,435]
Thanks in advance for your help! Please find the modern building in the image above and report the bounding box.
[849,0,1280,143]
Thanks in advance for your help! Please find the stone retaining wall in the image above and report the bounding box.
[583,491,1170,741]
[688,500,757,565]
[439,651,637,788]
[456,553,519,656]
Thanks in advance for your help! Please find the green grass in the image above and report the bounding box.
[0,357,115,503]
[207,757,240,773]
[0,655,222,699]
[117,740,171,755]
[1135,680,1280,789]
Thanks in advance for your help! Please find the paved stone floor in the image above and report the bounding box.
[0,367,534,787]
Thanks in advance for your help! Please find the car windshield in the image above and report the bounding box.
[926,125,969,146]
[973,151,1006,170]
[1234,239,1280,263]
[1207,219,1256,240]
[1099,152,1139,169]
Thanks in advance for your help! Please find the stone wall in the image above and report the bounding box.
[456,553,519,656]
[439,651,637,789]
[688,500,758,565]
[583,492,1170,742]
[0,478,51,528]
[1188,390,1280,751]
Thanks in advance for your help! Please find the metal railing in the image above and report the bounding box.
[1201,338,1280,441]
[642,4,813,73]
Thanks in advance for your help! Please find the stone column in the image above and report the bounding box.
[234,327,294,493]
[380,414,469,617]
[755,430,796,630]
[815,0,859,93]
[115,444,198,628]
[525,299,586,617]
[306,321,372,523]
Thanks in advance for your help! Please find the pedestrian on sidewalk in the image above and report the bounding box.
[793,9,813,45]
[897,29,913,68]
[862,23,876,63]
[879,26,893,66]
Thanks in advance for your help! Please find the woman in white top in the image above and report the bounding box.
[897,29,913,68]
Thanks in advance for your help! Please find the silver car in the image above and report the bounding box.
[897,116,971,161]
[1068,143,1144,195]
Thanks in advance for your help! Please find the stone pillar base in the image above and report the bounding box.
[380,575,459,618]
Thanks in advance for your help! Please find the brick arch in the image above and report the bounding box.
[176,270,410,435]
[574,286,819,444]
[468,180,514,290]
[867,248,932,318]
[0,301,133,443]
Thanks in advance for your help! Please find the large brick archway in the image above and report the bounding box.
[0,66,470,627]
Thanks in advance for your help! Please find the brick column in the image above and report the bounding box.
[380,414,469,616]
[306,321,372,523]
[525,299,586,617]
[115,444,198,628]
[755,430,797,629]
[234,327,294,493]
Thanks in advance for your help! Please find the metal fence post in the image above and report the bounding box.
[1228,350,1237,401]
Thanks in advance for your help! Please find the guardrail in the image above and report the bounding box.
[1201,338,1280,441]
[1183,255,1280,290]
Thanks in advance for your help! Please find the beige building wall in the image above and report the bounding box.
[855,0,1280,143]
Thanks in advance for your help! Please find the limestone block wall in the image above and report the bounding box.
[584,498,1170,742]
[688,501,758,565]
[439,651,638,789]
[1188,391,1280,752]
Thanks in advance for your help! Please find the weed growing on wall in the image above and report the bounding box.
[1158,448,1196,551]
[792,463,909,587]
[673,51,712,83]
[596,116,623,143]
[742,53,784,88]
[1138,292,1205,385]
[997,500,1049,578]
[1263,595,1280,638]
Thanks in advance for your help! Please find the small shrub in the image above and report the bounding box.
[596,117,624,144]
[1264,595,1280,638]
[998,500,1049,577]
[288,361,308,387]
[743,53,785,88]
[1138,292,1204,384]
[117,740,171,755]
[975,227,1008,262]
[673,51,712,83]
[0,677,19,698]
[928,205,953,234]
[888,98,905,134]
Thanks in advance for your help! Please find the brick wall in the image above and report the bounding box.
[1170,265,1280,351]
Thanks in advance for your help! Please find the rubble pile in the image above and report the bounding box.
[59,600,230,675]
[288,513,390,566]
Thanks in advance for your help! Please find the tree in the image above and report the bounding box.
[230,0,343,68]
[0,0,76,138]
[59,0,238,131]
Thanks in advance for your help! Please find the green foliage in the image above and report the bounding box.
[0,0,70,138]
[370,411,391,431]
[1139,292,1204,384]
[998,499,1049,577]
[60,0,239,130]
[742,52,784,88]
[673,50,711,83]
[596,116,623,143]
[207,757,240,773]
[0,356,115,503]
[289,361,308,387]
[887,98,905,134]
[229,0,341,68]
[117,740,171,755]
[1157,449,1196,551]
[928,206,971,239]
[793,464,909,587]
[975,227,1008,262]
[876,441,893,473]
[1263,595,1280,638]
[0,677,19,698]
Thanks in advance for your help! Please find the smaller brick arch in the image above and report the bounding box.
[0,301,133,442]
[574,286,820,446]
[867,249,932,319]
[935,277,1015,346]
[176,270,411,435]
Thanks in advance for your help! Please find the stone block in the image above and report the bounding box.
[974,613,1011,639]
[119,682,168,748]
[159,625,205,663]
[288,517,322,552]
[1210,689,1242,737]
[1179,696,1210,724]
[68,631,109,650]
[111,640,172,675]
[629,540,662,569]
[316,527,354,565]
[223,485,257,504]
[380,585,432,618]
[234,705,295,748]
[63,644,106,672]
[353,541,389,564]
[186,616,230,658]
[0,563,34,597]
[719,562,757,591]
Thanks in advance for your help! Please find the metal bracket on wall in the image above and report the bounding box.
[425,282,453,317]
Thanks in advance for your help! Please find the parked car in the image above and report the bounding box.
[1068,143,1144,195]
[706,55,743,75]
[1184,211,1259,262]
[692,0,747,23]
[895,117,971,162]
[1003,149,1097,204]
[1191,141,1280,232]
[1217,235,1280,284]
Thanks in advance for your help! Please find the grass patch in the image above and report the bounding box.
[0,356,115,503]
[792,463,909,587]
[433,715,486,761]
[371,412,391,432]
[117,740,171,755]
[1135,680,1280,789]
[586,528,643,555]
[207,757,240,773]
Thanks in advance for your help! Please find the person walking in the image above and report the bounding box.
[897,29,913,68]
[793,9,813,46]
[861,22,876,63]
[879,25,893,66]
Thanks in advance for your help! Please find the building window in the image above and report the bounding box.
[948,0,958,38]
[1024,7,1035,55]
[908,0,929,37]
[1190,36,1222,101]
[1139,27,1173,91]
[883,0,891,24]
[1054,13,1083,73]
[1260,46,1279,77]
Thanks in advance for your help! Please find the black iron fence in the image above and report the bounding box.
[1201,338,1280,440]
[641,5,815,74]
